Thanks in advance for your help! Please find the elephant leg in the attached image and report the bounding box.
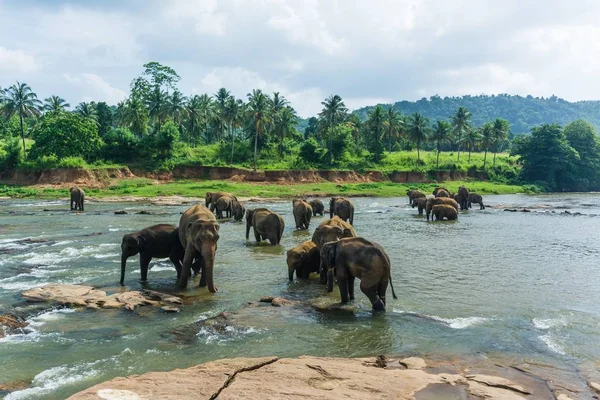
[169,254,182,279]
[268,235,277,245]
[338,278,350,304]
[191,257,203,276]
[377,279,389,306]
[348,276,355,301]
[139,254,151,281]
[70,200,74,210]
[178,247,195,288]
[198,258,207,287]
[80,201,84,211]
[360,281,384,311]
[481,203,485,210]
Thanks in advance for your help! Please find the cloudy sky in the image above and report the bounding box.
[1,0,599,117]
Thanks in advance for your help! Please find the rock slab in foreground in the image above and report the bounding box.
[67,356,548,400]
[22,284,182,311]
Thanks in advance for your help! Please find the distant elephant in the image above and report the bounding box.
[120,224,201,285]
[412,197,427,215]
[320,237,397,311]
[215,196,233,219]
[432,204,458,220]
[69,187,85,211]
[179,204,220,291]
[287,240,320,281]
[407,190,425,204]
[456,186,470,210]
[292,199,312,230]
[468,193,486,210]
[246,208,284,245]
[205,191,237,212]
[433,187,451,198]
[311,216,357,249]
[426,198,459,221]
[330,197,355,225]
[309,199,325,216]
[231,200,246,221]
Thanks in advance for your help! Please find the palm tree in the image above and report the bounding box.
[43,95,70,114]
[223,96,243,164]
[366,105,386,162]
[184,95,202,144]
[1,82,42,157]
[480,122,494,167]
[247,89,271,170]
[451,106,471,161]
[492,118,510,166]
[344,114,362,145]
[431,120,451,168]
[464,126,481,162]
[274,106,298,158]
[146,86,168,131]
[407,112,429,162]
[270,92,289,114]
[318,94,348,162]
[384,107,403,152]
[75,102,98,122]
[169,89,187,131]
[197,94,217,143]
[214,88,231,141]
[122,96,149,136]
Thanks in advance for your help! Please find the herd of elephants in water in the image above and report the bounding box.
[66,185,486,312]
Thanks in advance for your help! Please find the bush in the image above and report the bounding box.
[299,137,326,164]
[101,128,140,162]
[0,138,23,172]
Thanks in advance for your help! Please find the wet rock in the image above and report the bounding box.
[271,297,295,307]
[556,395,575,400]
[0,314,29,338]
[466,374,531,395]
[0,379,31,393]
[259,296,275,303]
[589,381,600,393]
[136,210,154,215]
[114,210,128,215]
[21,284,182,311]
[83,232,103,237]
[161,306,180,313]
[400,357,427,370]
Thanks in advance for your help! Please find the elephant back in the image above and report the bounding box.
[179,204,217,247]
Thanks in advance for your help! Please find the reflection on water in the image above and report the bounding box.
[1,194,600,399]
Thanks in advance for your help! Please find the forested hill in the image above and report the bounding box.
[352,95,600,134]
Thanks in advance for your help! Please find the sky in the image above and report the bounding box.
[1,0,600,117]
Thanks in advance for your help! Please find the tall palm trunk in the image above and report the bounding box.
[468,148,471,162]
[230,125,235,165]
[493,151,497,166]
[388,128,392,152]
[417,140,421,162]
[279,131,284,159]
[484,149,488,167]
[436,142,440,168]
[253,128,259,171]
[19,113,26,158]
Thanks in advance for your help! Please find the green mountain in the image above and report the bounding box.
[350,94,600,135]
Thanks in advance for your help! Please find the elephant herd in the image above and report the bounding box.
[408,186,486,221]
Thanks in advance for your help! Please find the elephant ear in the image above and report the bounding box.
[326,244,337,268]
[137,235,146,250]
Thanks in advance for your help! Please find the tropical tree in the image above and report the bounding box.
[223,96,243,163]
[491,118,510,165]
[273,106,297,158]
[344,114,362,145]
[407,112,429,162]
[247,89,271,170]
[0,82,42,157]
[43,95,70,115]
[214,88,231,141]
[146,87,168,131]
[366,105,385,162]
[184,95,202,144]
[480,122,494,167]
[270,92,289,114]
[75,102,98,124]
[169,89,187,132]
[197,94,217,143]
[384,107,403,152]
[451,106,471,161]
[431,120,451,168]
[464,126,481,162]
[121,96,149,136]
[318,94,348,162]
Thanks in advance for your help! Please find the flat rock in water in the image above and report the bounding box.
[114,210,128,215]
[400,357,427,370]
[0,314,29,338]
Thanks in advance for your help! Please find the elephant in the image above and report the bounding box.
[329,197,355,225]
[468,193,485,210]
[432,204,458,221]
[292,199,312,230]
[311,216,357,249]
[231,200,246,221]
[69,187,85,211]
[214,196,233,219]
[205,191,237,212]
[320,237,397,311]
[178,204,220,291]
[246,208,284,245]
[120,224,201,285]
[411,197,428,215]
[309,199,325,216]
[425,198,459,221]
[287,240,320,281]
[456,186,470,210]
[433,187,451,198]
[407,190,425,204]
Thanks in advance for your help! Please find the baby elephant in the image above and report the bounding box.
[468,193,485,210]
[69,187,85,211]
[287,240,320,281]
[320,237,397,311]
[246,208,285,245]
[309,199,325,216]
[231,200,246,221]
[292,199,312,230]
[431,204,458,221]
[215,196,233,219]
[120,224,200,285]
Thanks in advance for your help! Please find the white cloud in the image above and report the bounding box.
[0,47,38,74]
[165,0,226,36]
[63,73,127,104]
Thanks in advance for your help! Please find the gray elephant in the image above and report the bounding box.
[231,200,246,221]
[246,208,284,245]
[407,190,425,204]
[432,204,458,220]
[178,204,220,291]
[311,216,356,249]
[287,240,320,281]
[330,197,355,225]
[120,224,200,285]
[214,196,233,219]
[69,187,85,211]
[320,237,397,311]
[468,193,486,210]
[456,186,470,210]
[205,191,237,212]
[309,199,325,216]
[425,198,459,221]
[412,197,427,215]
[433,187,451,198]
[292,199,312,230]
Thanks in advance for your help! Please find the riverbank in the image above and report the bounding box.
[0,178,531,200]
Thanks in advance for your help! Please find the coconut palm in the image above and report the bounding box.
[318,94,348,162]
[431,120,451,168]
[407,112,429,162]
[169,89,187,131]
[122,96,149,136]
[464,126,482,162]
[1,82,42,157]
[43,95,70,114]
[214,88,231,141]
[366,105,386,162]
[344,113,362,145]
[247,89,271,170]
[480,122,494,167]
[274,106,297,158]
[197,94,217,143]
[146,86,168,131]
[384,107,403,152]
[223,96,244,163]
[270,92,289,114]
[451,106,471,161]
[492,118,510,166]
[75,102,98,122]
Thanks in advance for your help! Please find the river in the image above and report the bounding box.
[0,194,599,399]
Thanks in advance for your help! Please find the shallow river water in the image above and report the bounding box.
[1,194,599,399]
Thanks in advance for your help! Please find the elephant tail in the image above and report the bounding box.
[389,275,398,300]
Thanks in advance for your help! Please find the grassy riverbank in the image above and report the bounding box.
[0,178,534,199]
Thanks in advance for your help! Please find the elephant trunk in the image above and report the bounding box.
[245,221,251,239]
[201,243,217,293]
[120,254,128,285]
[326,268,335,292]
[288,263,295,281]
